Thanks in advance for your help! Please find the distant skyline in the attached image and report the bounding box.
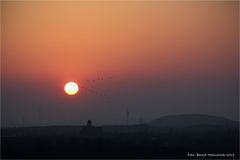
[1,1,239,127]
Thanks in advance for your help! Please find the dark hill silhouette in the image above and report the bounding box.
[147,114,239,135]
[149,114,238,127]
[1,114,239,159]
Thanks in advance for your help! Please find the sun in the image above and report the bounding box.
[64,82,79,95]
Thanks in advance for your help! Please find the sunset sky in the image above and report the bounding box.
[1,1,239,127]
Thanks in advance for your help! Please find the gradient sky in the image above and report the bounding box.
[1,1,239,127]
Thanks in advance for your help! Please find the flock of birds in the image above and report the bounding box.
[78,75,128,114]
[77,75,114,101]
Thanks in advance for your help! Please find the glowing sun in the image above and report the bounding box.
[64,82,79,95]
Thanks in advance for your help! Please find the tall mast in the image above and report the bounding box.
[126,109,129,125]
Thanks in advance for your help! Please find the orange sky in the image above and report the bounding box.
[2,1,238,84]
[1,1,239,126]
